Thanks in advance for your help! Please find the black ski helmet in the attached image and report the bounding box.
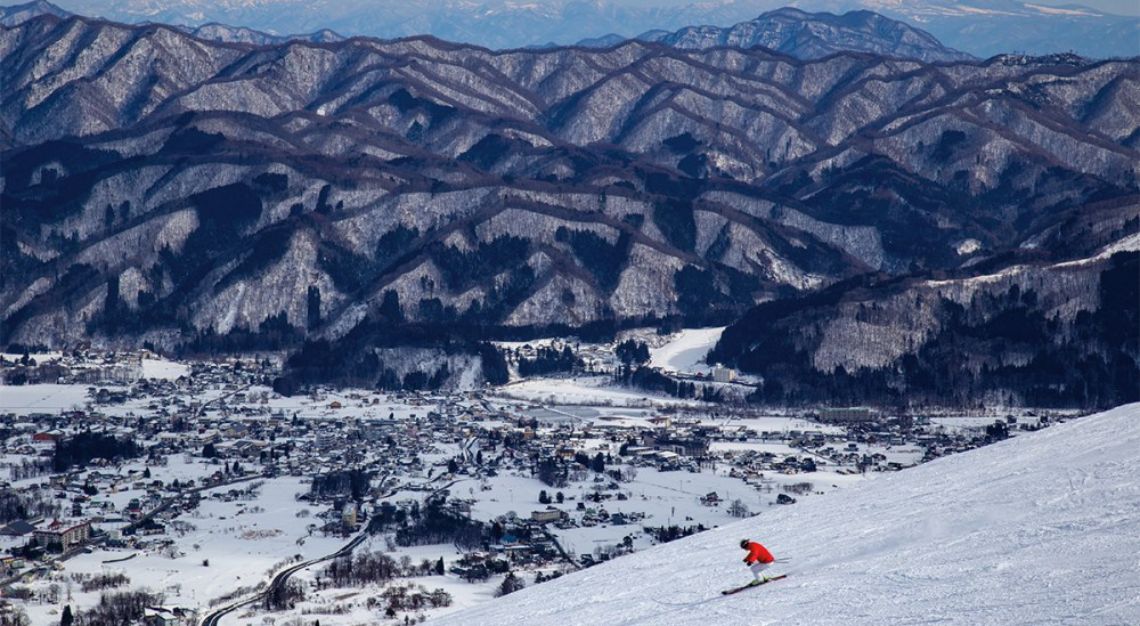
[740,539,750,548]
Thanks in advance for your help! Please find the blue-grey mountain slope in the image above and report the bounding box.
[1,12,1136,398]
[623,8,974,63]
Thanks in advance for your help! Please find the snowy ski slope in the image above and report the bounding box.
[433,404,1140,625]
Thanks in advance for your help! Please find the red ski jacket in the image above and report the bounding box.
[744,541,774,565]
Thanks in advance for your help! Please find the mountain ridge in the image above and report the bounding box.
[1,0,348,44]
[1,11,1136,399]
[21,0,1140,58]
[709,234,1139,409]
[619,8,975,63]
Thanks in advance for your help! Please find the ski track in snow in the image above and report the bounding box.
[649,327,724,374]
[431,403,1140,626]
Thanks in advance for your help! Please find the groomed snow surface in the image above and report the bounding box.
[649,327,723,375]
[433,403,1140,626]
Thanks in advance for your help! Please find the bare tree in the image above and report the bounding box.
[728,499,750,518]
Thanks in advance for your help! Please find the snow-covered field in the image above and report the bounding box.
[22,476,344,625]
[0,383,97,411]
[648,327,723,375]
[493,377,709,408]
[432,403,1140,625]
[140,358,190,380]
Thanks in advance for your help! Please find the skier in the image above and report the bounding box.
[740,538,776,585]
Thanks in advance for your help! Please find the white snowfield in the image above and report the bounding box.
[649,326,724,374]
[433,404,1140,626]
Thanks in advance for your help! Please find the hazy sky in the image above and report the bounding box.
[48,0,1140,16]
[1014,0,1138,15]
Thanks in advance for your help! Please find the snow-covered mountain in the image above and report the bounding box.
[710,231,1139,409]
[0,0,67,25]
[625,8,975,63]
[2,12,1136,386]
[0,0,346,44]
[432,402,1140,625]
[1,2,976,61]
[181,22,343,45]
[33,0,1140,57]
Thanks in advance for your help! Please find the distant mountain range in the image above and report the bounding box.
[0,0,66,25]
[583,8,974,63]
[1,0,345,44]
[8,0,1138,58]
[180,22,342,46]
[1,9,1135,403]
[3,2,972,62]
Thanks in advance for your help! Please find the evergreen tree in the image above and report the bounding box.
[306,286,322,330]
[535,457,567,487]
[615,340,651,365]
[497,571,526,597]
[591,453,605,473]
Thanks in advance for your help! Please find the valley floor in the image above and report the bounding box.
[0,345,1094,625]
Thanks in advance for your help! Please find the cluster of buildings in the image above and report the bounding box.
[0,348,1056,622]
[0,349,151,386]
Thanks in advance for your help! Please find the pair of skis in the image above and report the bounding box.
[721,574,787,595]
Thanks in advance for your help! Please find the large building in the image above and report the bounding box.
[531,508,564,523]
[33,520,91,551]
[711,366,737,383]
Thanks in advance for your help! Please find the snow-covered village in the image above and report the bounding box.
[0,325,1120,626]
[2,1,1138,624]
